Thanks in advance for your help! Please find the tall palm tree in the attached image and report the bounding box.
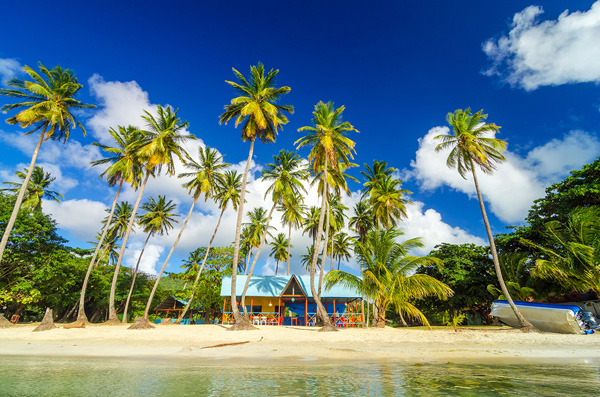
[327,196,348,271]
[219,62,293,329]
[280,199,306,275]
[369,174,412,229]
[76,125,143,323]
[138,146,226,325]
[177,170,243,323]
[333,232,353,271]
[296,101,357,331]
[349,200,374,246]
[360,160,395,199]
[1,166,63,212]
[301,246,322,273]
[239,150,307,318]
[435,108,536,331]
[326,228,453,327]
[0,63,95,263]
[302,206,321,247]
[270,233,290,275]
[110,105,195,324]
[122,195,179,323]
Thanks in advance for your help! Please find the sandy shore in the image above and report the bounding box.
[1,323,600,364]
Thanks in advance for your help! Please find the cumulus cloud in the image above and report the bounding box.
[407,126,600,224]
[43,199,107,240]
[0,58,21,84]
[125,243,164,276]
[483,2,600,90]
[87,74,155,144]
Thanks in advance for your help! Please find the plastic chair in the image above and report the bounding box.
[10,315,20,324]
[252,316,260,325]
[260,316,267,325]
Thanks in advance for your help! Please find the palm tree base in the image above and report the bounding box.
[128,317,155,330]
[103,318,122,326]
[0,314,14,328]
[518,324,539,333]
[318,324,338,332]
[33,308,56,332]
[64,320,86,329]
[227,318,258,331]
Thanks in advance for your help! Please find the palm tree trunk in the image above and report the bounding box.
[470,162,537,332]
[318,201,330,299]
[107,172,150,323]
[275,260,279,276]
[177,207,226,323]
[76,180,123,323]
[286,223,292,276]
[122,231,151,323]
[142,197,198,320]
[0,127,46,264]
[309,158,335,331]
[240,203,276,319]
[229,138,255,329]
[330,232,335,272]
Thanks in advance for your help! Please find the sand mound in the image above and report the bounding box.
[0,314,13,328]
[128,317,155,330]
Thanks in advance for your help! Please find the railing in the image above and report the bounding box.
[222,311,281,325]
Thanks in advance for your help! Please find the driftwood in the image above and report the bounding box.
[64,320,86,329]
[200,341,250,349]
[0,314,13,328]
[33,308,56,332]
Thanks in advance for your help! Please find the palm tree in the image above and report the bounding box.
[369,174,412,229]
[361,160,396,199]
[239,150,307,318]
[111,105,195,324]
[177,170,243,323]
[75,125,143,324]
[327,196,349,271]
[301,246,322,273]
[435,108,536,331]
[280,199,306,275]
[219,62,293,329]
[296,101,357,331]
[122,195,179,323]
[0,63,95,263]
[270,233,290,275]
[302,206,321,247]
[349,200,374,246]
[525,207,600,296]
[325,228,453,327]
[333,232,353,271]
[1,166,63,212]
[137,146,226,325]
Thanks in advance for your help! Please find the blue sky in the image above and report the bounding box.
[0,1,599,276]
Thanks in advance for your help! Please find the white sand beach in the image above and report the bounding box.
[2,323,600,364]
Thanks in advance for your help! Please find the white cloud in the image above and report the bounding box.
[43,199,107,240]
[87,74,154,144]
[125,243,164,276]
[407,126,600,224]
[483,2,600,90]
[0,58,21,84]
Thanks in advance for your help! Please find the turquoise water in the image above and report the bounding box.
[1,356,599,396]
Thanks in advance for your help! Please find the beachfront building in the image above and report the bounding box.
[220,275,364,327]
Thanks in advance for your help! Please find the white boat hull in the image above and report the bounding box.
[490,301,587,334]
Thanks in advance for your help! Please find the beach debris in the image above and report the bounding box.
[0,314,13,328]
[33,308,57,332]
[128,316,155,330]
[200,341,250,349]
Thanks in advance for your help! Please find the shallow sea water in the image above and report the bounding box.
[1,355,599,396]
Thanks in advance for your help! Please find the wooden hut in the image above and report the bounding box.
[220,275,364,327]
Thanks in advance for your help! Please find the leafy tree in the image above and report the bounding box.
[416,243,497,325]
[0,63,95,263]
[1,166,63,212]
[486,253,537,302]
[434,108,536,332]
[219,62,293,329]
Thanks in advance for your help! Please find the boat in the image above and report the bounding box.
[490,300,596,334]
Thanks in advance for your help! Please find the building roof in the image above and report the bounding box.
[220,275,361,299]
